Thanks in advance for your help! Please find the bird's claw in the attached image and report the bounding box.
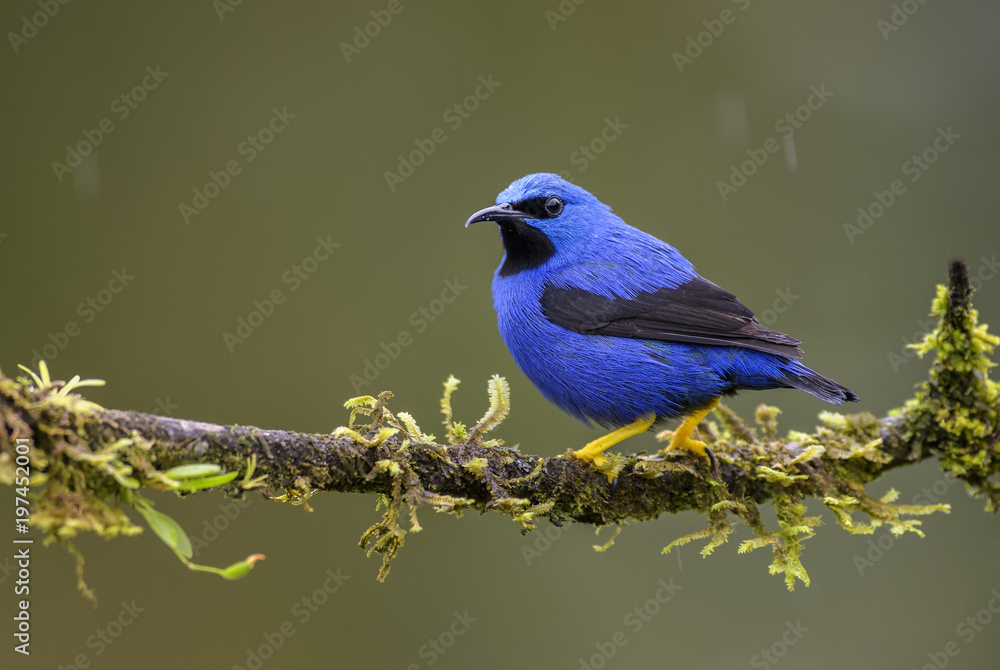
[569,448,616,483]
[707,446,718,471]
[666,435,709,457]
[568,414,654,483]
[570,446,607,467]
[662,432,718,473]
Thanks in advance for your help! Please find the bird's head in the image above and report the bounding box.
[465,173,612,276]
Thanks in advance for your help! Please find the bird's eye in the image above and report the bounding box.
[544,196,564,216]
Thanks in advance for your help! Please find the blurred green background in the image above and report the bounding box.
[3,0,1000,668]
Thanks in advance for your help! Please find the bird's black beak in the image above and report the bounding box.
[464,203,528,228]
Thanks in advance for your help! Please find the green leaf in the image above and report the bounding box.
[174,471,240,491]
[112,471,140,489]
[165,464,222,480]
[136,504,193,559]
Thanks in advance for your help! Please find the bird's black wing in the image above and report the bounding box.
[541,277,804,359]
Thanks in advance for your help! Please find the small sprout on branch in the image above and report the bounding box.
[593,525,621,552]
[466,375,510,444]
[441,375,462,445]
[463,457,489,478]
[755,404,781,438]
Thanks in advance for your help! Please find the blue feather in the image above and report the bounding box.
[469,173,857,432]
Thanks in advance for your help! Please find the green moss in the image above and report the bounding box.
[462,457,489,478]
[657,265,997,588]
[897,273,1000,509]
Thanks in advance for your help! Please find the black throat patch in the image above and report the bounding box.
[498,220,556,277]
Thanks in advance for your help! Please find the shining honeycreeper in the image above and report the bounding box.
[465,173,858,469]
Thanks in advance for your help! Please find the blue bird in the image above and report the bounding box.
[465,173,858,471]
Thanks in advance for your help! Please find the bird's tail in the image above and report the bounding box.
[782,361,859,405]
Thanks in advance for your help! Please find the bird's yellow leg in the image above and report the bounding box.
[571,413,656,468]
[666,397,720,458]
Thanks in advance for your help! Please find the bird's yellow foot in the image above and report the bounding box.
[668,434,709,457]
[570,414,656,481]
[662,397,720,459]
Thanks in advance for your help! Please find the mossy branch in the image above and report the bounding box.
[1,260,997,593]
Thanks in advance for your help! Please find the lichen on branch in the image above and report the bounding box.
[0,261,997,594]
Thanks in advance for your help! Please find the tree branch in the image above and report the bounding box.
[2,260,997,592]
